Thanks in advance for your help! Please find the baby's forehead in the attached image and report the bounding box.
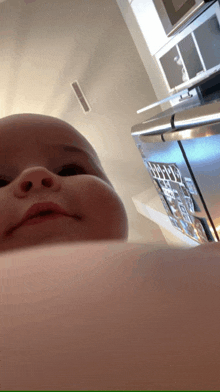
[0,113,113,188]
[0,113,99,160]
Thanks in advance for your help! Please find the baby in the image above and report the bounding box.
[1,113,220,391]
[0,113,128,253]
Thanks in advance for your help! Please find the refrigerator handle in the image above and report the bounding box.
[131,115,174,140]
[131,101,220,144]
[164,100,220,142]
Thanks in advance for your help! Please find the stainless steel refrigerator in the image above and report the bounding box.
[131,89,220,245]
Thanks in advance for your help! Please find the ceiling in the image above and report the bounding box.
[0,0,167,245]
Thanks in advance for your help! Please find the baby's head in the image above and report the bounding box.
[0,113,128,253]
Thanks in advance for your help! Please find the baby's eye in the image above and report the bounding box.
[57,164,87,176]
[0,179,9,188]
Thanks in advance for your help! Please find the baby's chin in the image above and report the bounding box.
[0,230,127,255]
[0,235,67,254]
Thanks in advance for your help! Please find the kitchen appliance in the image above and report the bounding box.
[154,1,220,95]
[153,0,216,36]
[131,74,220,245]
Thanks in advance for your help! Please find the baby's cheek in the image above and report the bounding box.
[0,203,13,237]
[79,177,121,218]
[77,176,128,238]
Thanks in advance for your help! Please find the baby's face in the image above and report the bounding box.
[0,113,128,253]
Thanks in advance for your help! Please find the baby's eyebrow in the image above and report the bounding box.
[58,144,98,163]
[60,145,85,154]
[53,144,92,158]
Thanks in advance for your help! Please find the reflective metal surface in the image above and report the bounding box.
[131,94,220,244]
[131,116,173,137]
[163,122,220,142]
[132,98,220,143]
[181,132,220,240]
[174,100,220,129]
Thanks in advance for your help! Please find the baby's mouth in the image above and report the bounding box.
[29,210,55,219]
[4,212,83,238]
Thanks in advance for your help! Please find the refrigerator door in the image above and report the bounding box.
[132,131,218,244]
[131,100,220,244]
[177,126,220,242]
[164,100,220,241]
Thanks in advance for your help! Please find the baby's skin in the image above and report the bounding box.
[1,114,219,391]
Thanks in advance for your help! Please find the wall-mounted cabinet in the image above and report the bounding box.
[155,2,220,94]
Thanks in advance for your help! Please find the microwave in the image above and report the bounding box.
[154,1,220,95]
[153,0,216,36]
